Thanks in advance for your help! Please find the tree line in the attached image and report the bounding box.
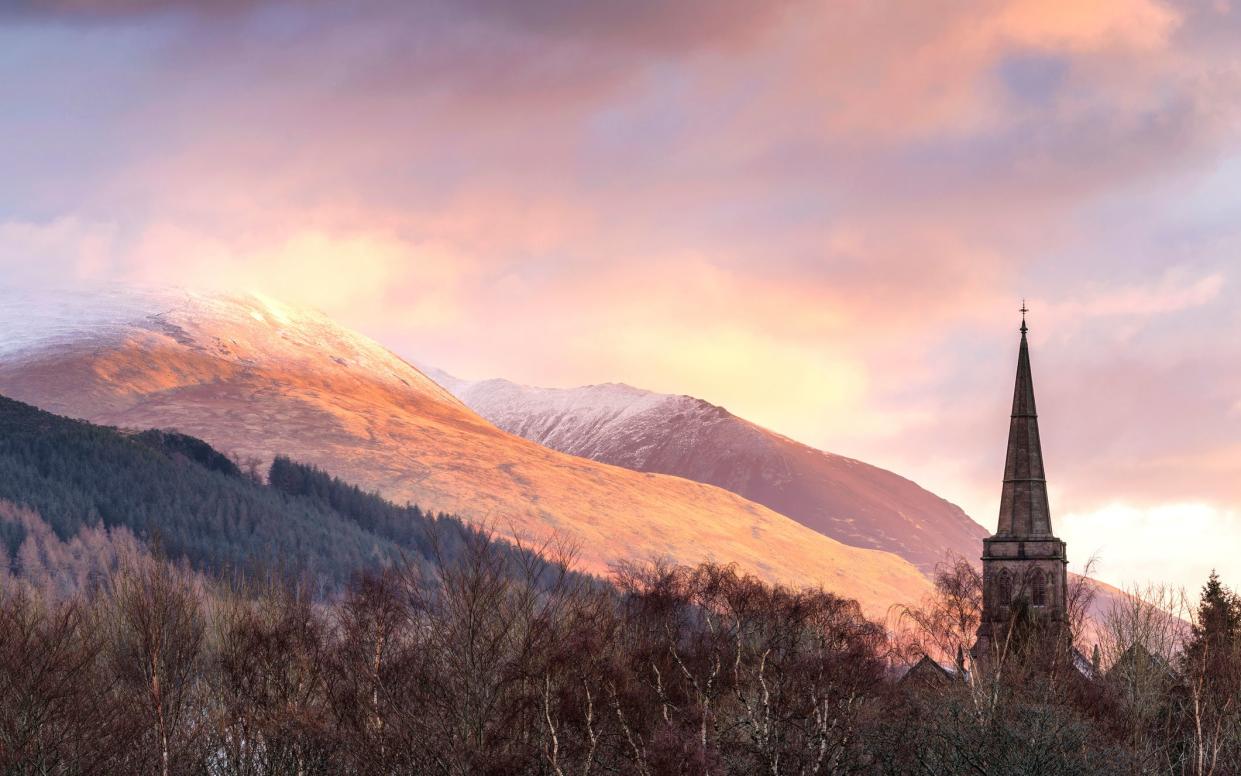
[4,532,1241,775]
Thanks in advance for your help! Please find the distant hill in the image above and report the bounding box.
[426,371,988,573]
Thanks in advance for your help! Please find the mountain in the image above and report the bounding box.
[0,287,932,616]
[424,371,988,573]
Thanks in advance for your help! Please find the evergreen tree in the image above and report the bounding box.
[1183,570,1241,674]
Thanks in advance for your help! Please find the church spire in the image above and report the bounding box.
[995,305,1053,537]
[973,305,1069,667]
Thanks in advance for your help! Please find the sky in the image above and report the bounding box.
[1,0,1240,595]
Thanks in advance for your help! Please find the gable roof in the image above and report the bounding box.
[898,654,966,688]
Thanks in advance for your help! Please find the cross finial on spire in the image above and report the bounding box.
[1020,299,1029,334]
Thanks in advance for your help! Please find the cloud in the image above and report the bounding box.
[1060,501,1241,590]
[2,0,1241,598]
[990,0,1179,51]
[1036,270,1224,323]
[5,0,794,57]
[2,0,264,18]
[0,218,121,284]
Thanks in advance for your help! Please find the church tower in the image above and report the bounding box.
[972,308,1069,663]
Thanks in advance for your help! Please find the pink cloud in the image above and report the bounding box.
[3,0,1241,596]
[1035,271,1224,325]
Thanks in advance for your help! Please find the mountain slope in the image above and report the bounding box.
[426,371,988,573]
[0,393,599,595]
[0,288,932,616]
[0,394,389,585]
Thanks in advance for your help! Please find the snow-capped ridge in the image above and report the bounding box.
[429,367,989,573]
[0,285,460,408]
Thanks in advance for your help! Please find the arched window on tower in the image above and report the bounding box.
[1032,570,1047,608]
[996,571,1013,610]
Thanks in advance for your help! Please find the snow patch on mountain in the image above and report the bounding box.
[0,285,460,407]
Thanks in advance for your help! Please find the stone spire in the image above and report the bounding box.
[972,305,1069,667]
[995,308,1053,538]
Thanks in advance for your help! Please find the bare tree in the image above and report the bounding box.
[0,585,124,775]
[208,577,335,776]
[895,554,982,669]
[326,568,419,775]
[104,557,207,776]
[1097,582,1187,771]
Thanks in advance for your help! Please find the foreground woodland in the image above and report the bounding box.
[2,532,1241,776]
